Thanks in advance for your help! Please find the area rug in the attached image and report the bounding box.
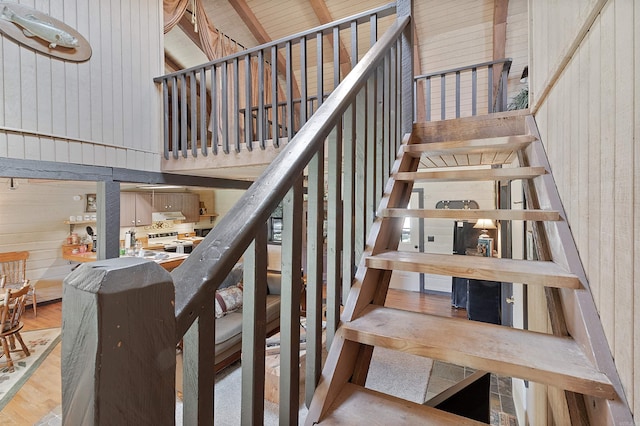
[0,327,61,410]
[179,346,433,425]
[365,346,434,404]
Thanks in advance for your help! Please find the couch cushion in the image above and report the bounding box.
[215,295,281,346]
[215,285,243,318]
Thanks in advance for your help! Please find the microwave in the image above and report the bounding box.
[195,228,213,237]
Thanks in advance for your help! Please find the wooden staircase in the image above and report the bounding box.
[305,111,632,425]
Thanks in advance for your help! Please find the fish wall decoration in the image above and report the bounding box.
[0,2,91,62]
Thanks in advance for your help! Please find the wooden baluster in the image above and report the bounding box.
[280,178,303,424]
[326,26,344,349]
[171,76,179,159]
[258,49,265,149]
[190,71,198,157]
[199,68,208,156]
[183,303,215,426]
[180,73,188,158]
[221,62,229,154]
[306,141,325,407]
[211,65,218,155]
[241,229,268,425]
[286,41,294,139]
[245,55,253,151]
[233,58,241,152]
[271,45,279,146]
[300,36,307,125]
[162,79,169,159]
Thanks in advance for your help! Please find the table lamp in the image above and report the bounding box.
[473,218,496,239]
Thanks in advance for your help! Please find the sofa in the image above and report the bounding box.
[213,264,282,371]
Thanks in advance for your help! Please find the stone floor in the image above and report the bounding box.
[426,361,518,425]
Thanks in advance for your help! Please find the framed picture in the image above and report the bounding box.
[85,193,97,212]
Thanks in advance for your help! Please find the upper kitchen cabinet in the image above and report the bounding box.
[181,193,200,223]
[153,193,183,212]
[121,192,153,227]
[152,192,200,223]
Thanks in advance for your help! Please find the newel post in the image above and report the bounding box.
[61,258,176,425]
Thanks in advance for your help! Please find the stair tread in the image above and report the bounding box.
[396,166,546,182]
[381,208,561,221]
[366,251,581,289]
[342,306,615,400]
[404,134,537,157]
[318,383,487,425]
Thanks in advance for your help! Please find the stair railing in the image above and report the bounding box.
[61,2,413,424]
[413,58,512,121]
[154,3,397,160]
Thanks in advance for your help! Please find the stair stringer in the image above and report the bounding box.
[522,115,633,425]
[305,132,421,424]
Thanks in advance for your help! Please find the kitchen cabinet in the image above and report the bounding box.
[153,193,184,212]
[152,192,200,223]
[181,193,200,223]
[121,192,152,227]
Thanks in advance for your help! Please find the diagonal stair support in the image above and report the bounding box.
[519,115,633,425]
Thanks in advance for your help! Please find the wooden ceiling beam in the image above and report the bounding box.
[309,0,352,79]
[178,13,205,52]
[228,0,300,100]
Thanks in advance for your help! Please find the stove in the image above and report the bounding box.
[147,232,194,254]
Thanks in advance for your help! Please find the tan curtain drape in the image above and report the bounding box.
[164,0,278,147]
[163,0,189,34]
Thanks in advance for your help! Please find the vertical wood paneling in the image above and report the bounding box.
[110,0,123,145]
[599,0,616,352]
[0,0,163,170]
[587,16,601,308]
[613,0,634,406]
[89,0,103,142]
[531,0,637,417]
[634,1,640,416]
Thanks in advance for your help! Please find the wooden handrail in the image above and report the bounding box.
[414,58,512,80]
[172,15,411,336]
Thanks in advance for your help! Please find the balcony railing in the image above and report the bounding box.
[154,3,397,160]
[413,58,512,121]
[62,2,413,425]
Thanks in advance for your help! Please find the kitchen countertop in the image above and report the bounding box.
[62,249,189,266]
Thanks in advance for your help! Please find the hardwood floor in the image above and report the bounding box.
[0,289,464,423]
[0,303,62,425]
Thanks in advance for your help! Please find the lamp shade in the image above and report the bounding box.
[473,219,496,230]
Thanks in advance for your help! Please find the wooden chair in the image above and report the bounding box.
[0,285,31,372]
[0,251,36,317]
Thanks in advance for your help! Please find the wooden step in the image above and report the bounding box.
[365,251,581,289]
[317,382,487,425]
[380,208,561,222]
[404,135,537,157]
[342,306,616,400]
[395,166,546,182]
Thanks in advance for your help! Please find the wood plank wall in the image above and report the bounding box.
[0,179,97,291]
[0,0,163,171]
[412,0,527,119]
[530,0,638,417]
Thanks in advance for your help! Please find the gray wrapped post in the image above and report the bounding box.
[61,258,176,425]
